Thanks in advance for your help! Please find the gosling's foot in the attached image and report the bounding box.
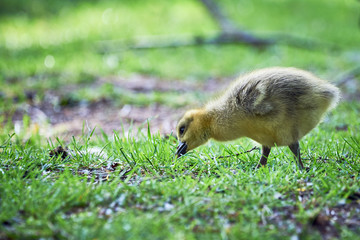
[288,141,304,170]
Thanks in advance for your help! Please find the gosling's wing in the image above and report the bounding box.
[235,80,274,116]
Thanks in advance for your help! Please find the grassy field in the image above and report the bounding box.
[1,0,360,239]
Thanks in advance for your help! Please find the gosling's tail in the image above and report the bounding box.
[324,83,341,110]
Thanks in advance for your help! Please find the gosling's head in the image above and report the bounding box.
[175,109,212,157]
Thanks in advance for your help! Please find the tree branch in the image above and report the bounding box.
[199,0,272,47]
[98,0,334,52]
[199,0,237,32]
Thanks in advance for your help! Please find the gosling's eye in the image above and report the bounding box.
[179,126,185,135]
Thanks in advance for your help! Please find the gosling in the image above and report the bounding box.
[175,67,340,169]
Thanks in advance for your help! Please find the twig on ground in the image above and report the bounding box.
[214,146,259,160]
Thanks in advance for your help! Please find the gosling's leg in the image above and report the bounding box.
[288,141,304,170]
[256,146,271,168]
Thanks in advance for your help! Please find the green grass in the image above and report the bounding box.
[1,102,359,239]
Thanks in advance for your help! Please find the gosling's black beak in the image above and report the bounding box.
[176,141,188,157]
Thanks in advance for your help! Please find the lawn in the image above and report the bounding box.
[0,0,360,239]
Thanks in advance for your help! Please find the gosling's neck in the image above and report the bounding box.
[205,107,246,142]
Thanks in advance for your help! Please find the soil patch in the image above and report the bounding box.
[8,74,230,139]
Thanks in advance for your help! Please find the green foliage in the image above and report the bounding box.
[0,0,100,16]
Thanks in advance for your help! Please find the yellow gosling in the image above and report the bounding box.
[175,67,340,169]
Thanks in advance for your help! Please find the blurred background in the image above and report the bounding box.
[1,0,359,139]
